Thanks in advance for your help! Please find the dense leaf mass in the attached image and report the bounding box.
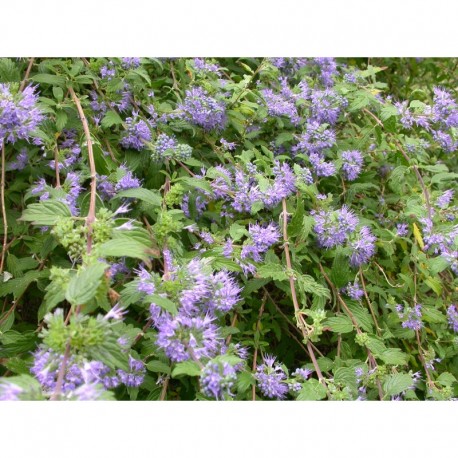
[0,57,457,401]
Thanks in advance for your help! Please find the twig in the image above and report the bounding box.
[252,292,267,401]
[19,58,35,92]
[0,141,7,274]
[159,375,170,401]
[281,198,327,389]
[359,269,381,336]
[49,341,71,401]
[68,86,97,254]
[54,146,61,188]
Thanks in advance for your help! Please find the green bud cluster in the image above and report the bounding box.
[51,218,87,260]
[165,184,185,208]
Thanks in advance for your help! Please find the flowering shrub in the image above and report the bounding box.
[0,57,457,401]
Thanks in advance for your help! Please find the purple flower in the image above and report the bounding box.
[309,153,336,177]
[242,222,280,262]
[255,355,288,400]
[97,174,116,200]
[432,87,458,129]
[115,165,141,191]
[62,172,83,216]
[7,148,28,171]
[0,84,44,144]
[121,57,141,69]
[341,150,363,181]
[120,114,152,150]
[292,121,336,155]
[447,305,458,332]
[193,58,221,75]
[220,138,236,151]
[436,190,454,209]
[200,361,237,400]
[156,313,222,362]
[117,356,145,387]
[207,271,241,314]
[396,303,423,331]
[261,83,300,125]
[312,205,358,248]
[0,382,23,401]
[292,367,313,380]
[349,226,376,267]
[135,266,156,295]
[262,162,296,208]
[223,239,234,258]
[310,88,347,125]
[345,281,364,300]
[396,223,409,237]
[179,87,227,131]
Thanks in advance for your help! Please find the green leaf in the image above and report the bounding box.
[172,361,202,378]
[149,294,178,315]
[0,270,48,299]
[297,274,330,299]
[324,316,354,334]
[237,371,255,393]
[65,263,108,306]
[330,249,352,288]
[31,73,67,87]
[146,360,171,375]
[101,111,123,128]
[346,301,373,332]
[297,379,327,400]
[98,239,150,262]
[115,188,162,207]
[19,200,72,226]
[436,372,456,387]
[257,263,289,281]
[383,373,413,397]
[379,348,409,365]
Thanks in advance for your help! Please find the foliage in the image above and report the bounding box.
[0,57,457,401]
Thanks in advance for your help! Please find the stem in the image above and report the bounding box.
[0,141,7,274]
[19,58,35,92]
[252,293,267,401]
[359,269,381,336]
[281,198,326,388]
[54,146,61,188]
[159,376,170,401]
[50,341,71,401]
[68,86,97,254]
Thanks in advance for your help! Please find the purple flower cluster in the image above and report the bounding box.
[261,81,301,125]
[200,361,237,399]
[396,223,409,237]
[61,172,83,215]
[151,133,193,161]
[436,190,454,209]
[241,222,280,262]
[447,305,458,332]
[50,129,81,171]
[149,258,241,363]
[341,150,363,181]
[292,121,336,155]
[349,226,376,267]
[117,356,145,387]
[179,87,227,131]
[255,355,288,400]
[0,382,23,401]
[345,281,364,301]
[0,84,44,143]
[193,58,221,75]
[7,148,28,171]
[120,113,152,150]
[396,304,423,331]
[121,58,141,69]
[312,205,358,248]
[115,165,141,191]
[310,89,347,125]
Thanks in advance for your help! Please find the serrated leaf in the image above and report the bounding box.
[379,348,409,365]
[412,223,424,249]
[20,200,71,226]
[297,274,330,299]
[31,74,67,87]
[237,371,255,393]
[172,361,202,377]
[65,263,108,306]
[115,188,162,207]
[99,239,150,262]
[383,373,413,397]
[149,294,178,315]
[324,316,354,334]
[101,111,123,128]
[146,360,171,375]
[257,263,289,281]
[297,379,327,400]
